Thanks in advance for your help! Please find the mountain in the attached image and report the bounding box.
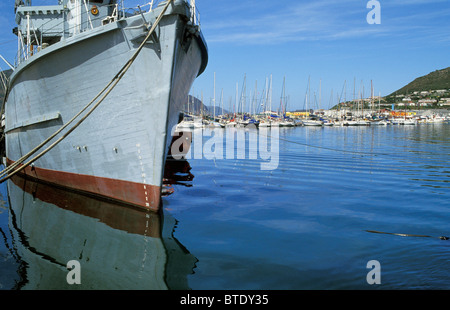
[184,95,207,115]
[183,95,231,116]
[205,105,230,116]
[389,67,450,96]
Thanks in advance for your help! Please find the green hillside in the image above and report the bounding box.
[389,67,450,96]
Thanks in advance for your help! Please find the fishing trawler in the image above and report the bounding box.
[2,0,208,211]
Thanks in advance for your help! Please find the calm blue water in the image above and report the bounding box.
[1,123,450,290]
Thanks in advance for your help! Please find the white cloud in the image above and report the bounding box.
[202,0,449,46]
[384,0,449,5]
[204,1,368,44]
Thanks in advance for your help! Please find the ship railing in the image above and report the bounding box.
[15,1,117,66]
[102,3,119,25]
[121,1,200,27]
[15,15,48,66]
[120,1,162,18]
[14,0,201,67]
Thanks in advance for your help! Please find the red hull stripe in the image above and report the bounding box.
[6,158,161,211]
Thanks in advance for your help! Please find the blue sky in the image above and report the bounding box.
[0,0,449,111]
[193,0,450,111]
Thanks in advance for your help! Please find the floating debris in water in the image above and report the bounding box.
[365,230,449,240]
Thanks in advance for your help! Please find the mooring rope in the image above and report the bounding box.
[255,128,401,158]
[0,0,174,183]
[276,135,394,157]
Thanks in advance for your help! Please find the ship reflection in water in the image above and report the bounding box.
[6,156,195,290]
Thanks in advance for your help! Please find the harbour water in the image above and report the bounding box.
[0,123,449,290]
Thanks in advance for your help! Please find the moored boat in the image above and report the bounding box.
[302,119,323,126]
[2,0,208,211]
[258,120,271,127]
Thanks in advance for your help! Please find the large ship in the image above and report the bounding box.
[2,0,208,211]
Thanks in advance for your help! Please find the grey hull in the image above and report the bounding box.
[5,1,207,210]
